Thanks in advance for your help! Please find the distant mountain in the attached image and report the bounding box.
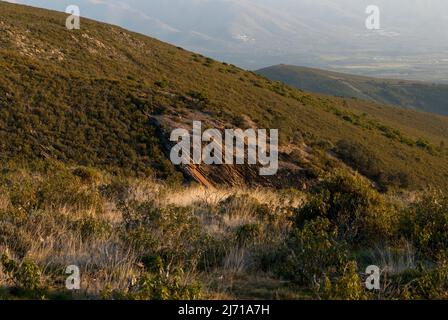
[257,65,448,116]
[2,2,448,190]
[8,0,448,81]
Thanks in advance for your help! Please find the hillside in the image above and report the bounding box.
[1,1,448,191]
[2,2,448,301]
[0,3,448,189]
[257,65,448,116]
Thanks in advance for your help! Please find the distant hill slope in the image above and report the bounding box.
[257,65,448,116]
[1,2,448,190]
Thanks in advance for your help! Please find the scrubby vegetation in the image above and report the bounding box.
[1,2,448,300]
[0,162,447,300]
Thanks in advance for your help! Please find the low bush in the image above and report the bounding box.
[72,217,112,240]
[120,201,207,272]
[72,167,101,184]
[235,224,261,246]
[1,254,46,297]
[400,191,448,260]
[128,264,202,300]
[292,171,398,246]
[280,217,349,285]
[321,261,368,300]
[382,258,448,299]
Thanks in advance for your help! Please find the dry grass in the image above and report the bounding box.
[370,243,416,276]
[0,167,303,299]
[0,194,9,212]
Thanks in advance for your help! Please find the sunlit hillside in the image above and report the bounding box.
[1,2,448,300]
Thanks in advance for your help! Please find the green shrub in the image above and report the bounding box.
[271,84,288,97]
[219,195,274,221]
[322,261,368,300]
[1,254,45,295]
[416,138,435,153]
[99,178,131,201]
[154,80,168,88]
[378,170,411,190]
[280,217,349,285]
[335,140,381,181]
[204,57,214,67]
[8,178,40,214]
[186,90,209,104]
[235,224,261,246]
[197,235,230,272]
[311,138,334,151]
[72,167,101,184]
[73,217,112,240]
[293,171,398,245]
[129,267,202,300]
[399,258,448,299]
[400,191,448,259]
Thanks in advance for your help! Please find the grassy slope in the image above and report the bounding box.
[1,2,448,189]
[257,64,448,116]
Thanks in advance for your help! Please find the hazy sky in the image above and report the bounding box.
[3,0,448,80]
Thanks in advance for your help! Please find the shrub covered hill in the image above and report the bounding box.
[1,2,448,191]
[3,2,448,302]
[257,64,448,116]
